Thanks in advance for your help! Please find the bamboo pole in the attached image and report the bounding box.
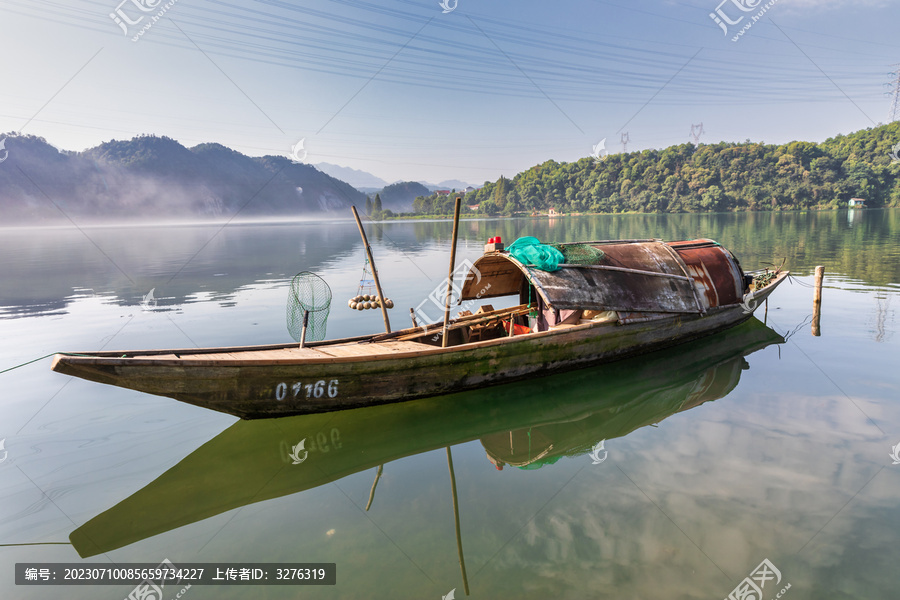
[441,197,463,348]
[351,206,391,334]
[556,263,692,280]
[446,447,470,596]
[812,265,824,336]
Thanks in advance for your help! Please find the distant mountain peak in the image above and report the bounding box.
[314,163,389,189]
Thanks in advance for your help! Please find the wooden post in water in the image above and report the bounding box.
[365,465,383,512]
[351,206,391,334]
[441,197,463,348]
[812,265,824,337]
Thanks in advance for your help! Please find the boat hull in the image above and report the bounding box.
[51,273,786,418]
[68,317,785,558]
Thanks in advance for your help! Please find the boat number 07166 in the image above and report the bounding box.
[275,379,339,401]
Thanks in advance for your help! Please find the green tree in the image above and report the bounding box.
[480,199,499,216]
[494,176,508,206]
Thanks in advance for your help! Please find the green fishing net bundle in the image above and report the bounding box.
[551,243,605,265]
[507,237,565,272]
[507,237,606,271]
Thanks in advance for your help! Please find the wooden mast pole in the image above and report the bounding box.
[446,446,470,596]
[441,197,463,348]
[351,206,391,334]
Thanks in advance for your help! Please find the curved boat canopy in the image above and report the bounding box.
[459,239,745,315]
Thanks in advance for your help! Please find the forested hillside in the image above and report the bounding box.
[4,124,899,224]
[375,181,431,212]
[414,123,900,216]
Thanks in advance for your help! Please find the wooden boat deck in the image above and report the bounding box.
[131,340,436,363]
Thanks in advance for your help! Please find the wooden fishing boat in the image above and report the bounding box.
[69,318,784,558]
[51,238,788,419]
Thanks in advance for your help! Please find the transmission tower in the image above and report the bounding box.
[620,132,630,154]
[888,65,900,123]
[690,123,705,145]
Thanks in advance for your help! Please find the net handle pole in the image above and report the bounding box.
[351,206,391,334]
[299,309,310,348]
[441,197,462,348]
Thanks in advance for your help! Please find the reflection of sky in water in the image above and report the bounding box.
[0,211,899,599]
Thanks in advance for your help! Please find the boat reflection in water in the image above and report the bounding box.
[70,318,783,558]
[481,324,758,471]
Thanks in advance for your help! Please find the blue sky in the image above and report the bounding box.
[1,0,898,184]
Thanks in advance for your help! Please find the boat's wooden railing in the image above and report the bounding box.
[368,304,531,343]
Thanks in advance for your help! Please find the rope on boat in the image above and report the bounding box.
[787,273,815,288]
[0,352,100,375]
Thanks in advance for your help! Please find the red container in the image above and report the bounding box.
[484,237,505,253]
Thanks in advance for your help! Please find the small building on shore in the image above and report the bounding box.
[849,198,866,208]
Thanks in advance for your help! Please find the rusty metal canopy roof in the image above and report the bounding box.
[459,240,739,314]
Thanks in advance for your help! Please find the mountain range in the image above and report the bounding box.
[314,162,475,193]
[0,134,473,224]
[6,125,896,225]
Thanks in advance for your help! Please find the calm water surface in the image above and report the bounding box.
[1,210,899,599]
